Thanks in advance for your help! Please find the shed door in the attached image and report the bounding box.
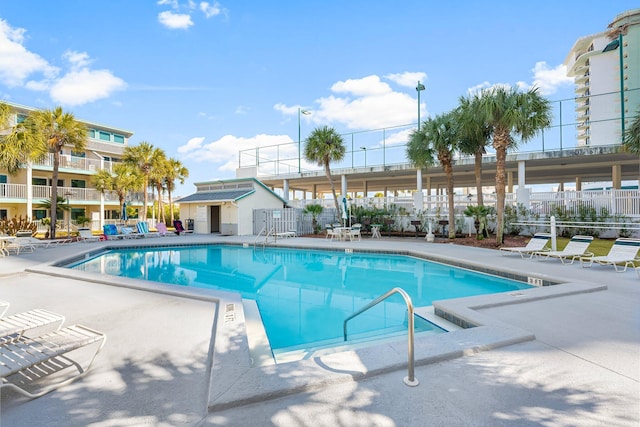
[210,205,220,233]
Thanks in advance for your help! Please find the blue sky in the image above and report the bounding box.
[0,1,631,196]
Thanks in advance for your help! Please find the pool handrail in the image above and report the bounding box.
[343,287,418,387]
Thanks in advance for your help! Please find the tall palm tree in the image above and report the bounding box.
[93,163,143,221]
[407,113,459,239]
[622,109,640,155]
[123,141,164,221]
[24,107,87,238]
[149,150,168,224]
[476,86,551,245]
[304,126,346,218]
[456,95,491,206]
[0,103,47,176]
[165,158,189,223]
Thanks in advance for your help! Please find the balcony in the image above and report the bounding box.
[0,184,148,204]
[32,154,117,174]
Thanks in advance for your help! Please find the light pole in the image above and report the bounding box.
[360,146,367,167]
[298,108,311,173]
[64,191,72,238]
[416,81,425,131]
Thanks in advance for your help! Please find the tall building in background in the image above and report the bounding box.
[564,8,639,147]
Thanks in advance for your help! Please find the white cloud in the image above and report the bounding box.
[331,75,391,97]
[177,133,294,173]
[531,61,572,95]
[200,2,222,18]
[177,136,206,153]
[63,50,92,69]
[276,74,425,130]
[158,11,194,29]
[157,0,179,8]
[50,68,126,106]
[385,72,427,88]
[0,19,58,87]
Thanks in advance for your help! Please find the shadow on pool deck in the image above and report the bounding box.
[0,235,638,426]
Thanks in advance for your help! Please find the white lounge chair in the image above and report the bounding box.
[534,235,594,264]
[0,309,65,344]
[580,238,640,272]
[499,233,552,258]
[77,228,101,243]
[0,324,106,398]
[155,222,176,237]
[0,300,9,317]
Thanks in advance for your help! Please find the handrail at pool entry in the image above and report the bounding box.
[343,287,418,387]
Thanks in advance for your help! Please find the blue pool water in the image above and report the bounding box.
[68,245,531,350]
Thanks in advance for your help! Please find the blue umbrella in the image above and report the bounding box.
[122,202,128,222]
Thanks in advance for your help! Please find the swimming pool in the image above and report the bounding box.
[68,245,532,351]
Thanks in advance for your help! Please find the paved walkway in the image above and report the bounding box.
[0,235,638,426]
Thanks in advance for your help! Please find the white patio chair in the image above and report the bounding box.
[499,233,552,258]
[580,238,640,272]
[534,235,594,264]
[0,324,106,398]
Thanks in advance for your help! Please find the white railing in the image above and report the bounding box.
[286,189,640,219]
[0,184,149,204]
[32,154,116,173]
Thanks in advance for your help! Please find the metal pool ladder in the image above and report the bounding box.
[343,287,419,387]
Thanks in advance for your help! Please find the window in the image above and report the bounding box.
[87,129,96,139]
[71,208,85,220]
[0,175,6,197]
[32,209,47,220]
[32,177,47,186]
[113,134,125,144]
[49,179,64,187]
[16,114,27,124]
[71,179,86,188]
[0,209,6,220]
[71,151,86,158]
[99,131,111,141]
[0,175,6,184]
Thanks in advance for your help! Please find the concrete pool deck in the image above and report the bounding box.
[0,234,638,426]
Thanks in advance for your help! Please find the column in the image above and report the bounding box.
[612,164,621,189]
[363,180,368,198]
[312,184,317,201]
[26,162,33,219]
[575,177,582,192]
[283,179,289,202]
[515,161,530,208]
[341,175,347,198]
[414,169,424,212]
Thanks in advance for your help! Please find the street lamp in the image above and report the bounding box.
[64,191,72,238]
[360,146,367,167]
[298,108,311,173]
[416,81,425,131]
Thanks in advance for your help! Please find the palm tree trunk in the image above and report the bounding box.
[325,162,341,222]
[444,163,456,239]
[474,149,484,206]
[493,128,509,245]
[168,190,174,223]
[50,151,60,239]
[142,177,148,222]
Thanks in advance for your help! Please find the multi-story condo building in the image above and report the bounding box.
[564,8,639,147]
[0,101,137,230]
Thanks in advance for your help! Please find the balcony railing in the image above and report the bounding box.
[32,154,117,173]
[0,184,148,204]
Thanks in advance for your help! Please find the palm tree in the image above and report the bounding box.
[149,150,168,224]
[123,141,164,221]
[456,95,491,206]
[165,158,189,224]
[304,126,346,219]
[23,107,87,238]
[476,86,551,245]
[0,102,47,176]
[93,163,143,222]
[622,109,640,155]
[407,113,458,239]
